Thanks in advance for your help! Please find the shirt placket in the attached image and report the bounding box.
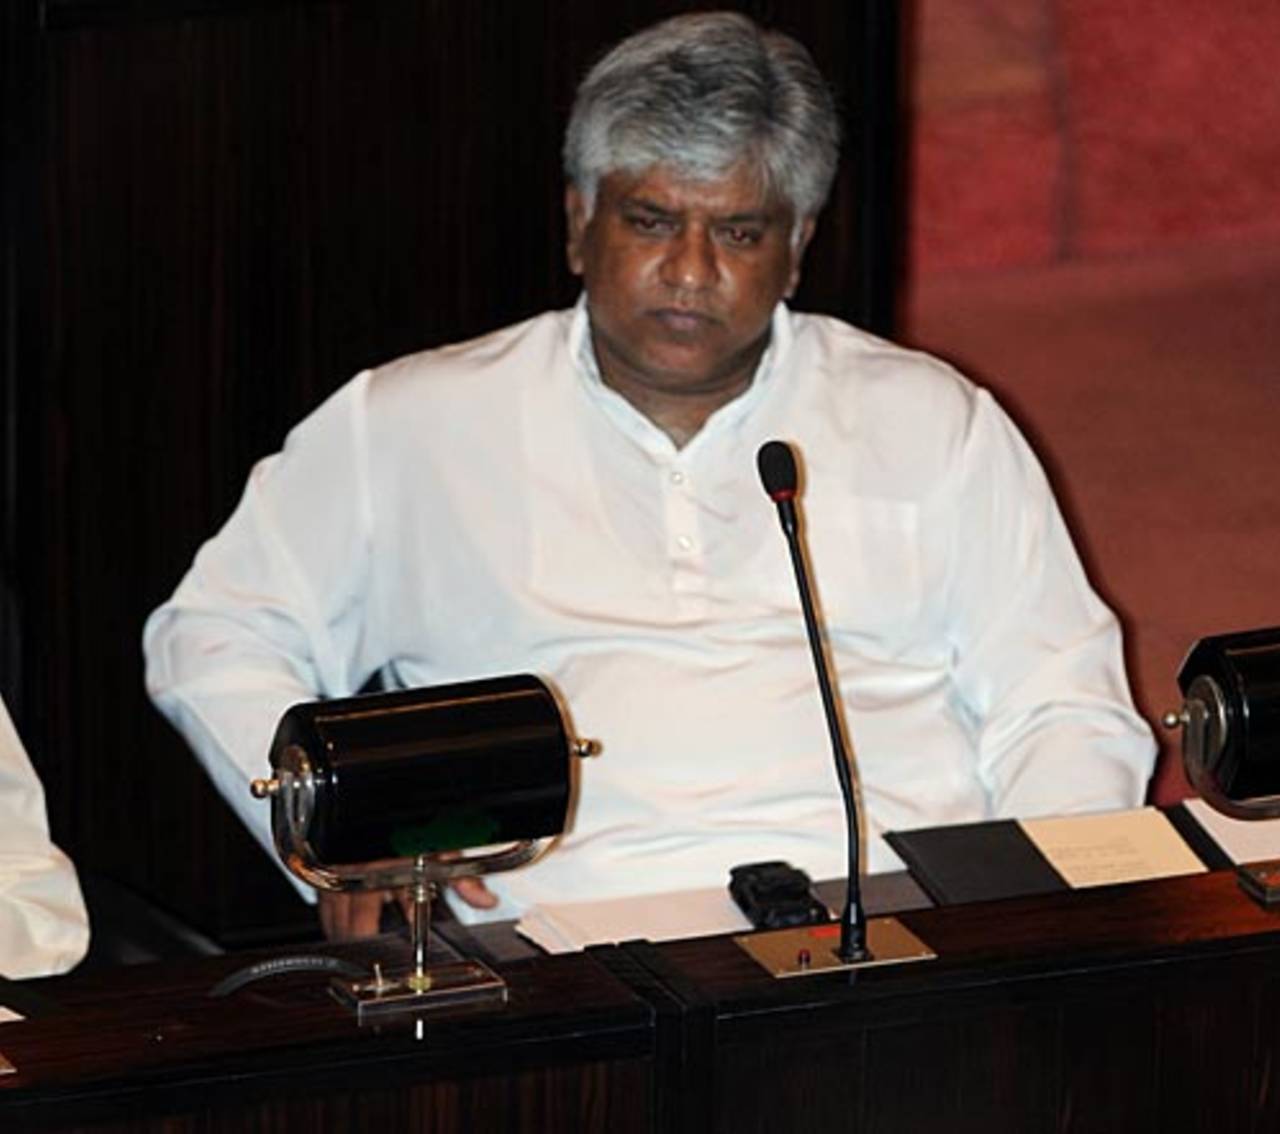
[662,461,708,621]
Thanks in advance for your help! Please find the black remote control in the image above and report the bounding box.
[729,861,833,930]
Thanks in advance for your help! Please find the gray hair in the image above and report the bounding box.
[563,12,840,222]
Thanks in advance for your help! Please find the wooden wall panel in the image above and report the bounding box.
[7,0,900,945]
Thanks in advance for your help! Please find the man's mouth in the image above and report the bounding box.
[650,308,718,335]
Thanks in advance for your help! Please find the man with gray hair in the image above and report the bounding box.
[145,12,1155,940]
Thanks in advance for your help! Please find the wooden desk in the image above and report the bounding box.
[2,871,1278,1132]
[624,870,1280,1133]
[0,941,656,1133]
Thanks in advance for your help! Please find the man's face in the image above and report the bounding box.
[566,163,813,406]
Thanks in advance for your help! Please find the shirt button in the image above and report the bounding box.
[676,535,693,552]
[670,470,686,485]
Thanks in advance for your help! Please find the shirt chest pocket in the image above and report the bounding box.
[743,494,925,640]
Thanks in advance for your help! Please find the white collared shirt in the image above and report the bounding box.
[0,697,90,977]
[144,301,1155,920]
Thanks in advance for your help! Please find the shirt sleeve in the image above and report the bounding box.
[938,389,1156,817]
[142,374,376,879]
[0,698,90,979]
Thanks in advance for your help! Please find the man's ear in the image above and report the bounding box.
[784,217,817,299]
[565,186,589,277]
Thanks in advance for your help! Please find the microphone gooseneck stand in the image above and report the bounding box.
[756,440,869,964]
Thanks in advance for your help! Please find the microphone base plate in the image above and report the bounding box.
[734,916,934,979]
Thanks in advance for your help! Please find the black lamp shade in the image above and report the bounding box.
[1177,626,1280,803]
[268,674,573,867]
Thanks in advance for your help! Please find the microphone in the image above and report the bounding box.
[757,438,799,536]
[756,440,869,963]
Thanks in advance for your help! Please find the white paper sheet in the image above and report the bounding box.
[1181,797,1280,865]
[1020,806,1207,888]
[516,885,752,954]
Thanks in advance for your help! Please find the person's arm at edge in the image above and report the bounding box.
[141,373,498,929]
[142,375,379,898]
[0,697,89,979]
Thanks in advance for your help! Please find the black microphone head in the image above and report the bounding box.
[757,440,798,502]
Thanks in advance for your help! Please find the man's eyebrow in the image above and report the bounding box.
[618,195,679,216]
[618,196,779,225]
[717,210,776,225]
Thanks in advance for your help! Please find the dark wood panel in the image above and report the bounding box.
[638,872,1280,1134]
[0,941,656,1131]
[6,1062,652,1134]
[876,995,1061,1129]
[43,1,338,29]
[0,4,38,703]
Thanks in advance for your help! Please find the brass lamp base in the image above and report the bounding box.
[735,916,935,978]
[331,958,507,1022]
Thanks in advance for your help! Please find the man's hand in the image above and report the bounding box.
[451,877,499,910]
[317,889,390,941]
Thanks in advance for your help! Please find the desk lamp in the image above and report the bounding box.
[250,673,597,1020]
[1163,626,1280,819]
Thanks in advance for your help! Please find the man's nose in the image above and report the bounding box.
[660,228,718,291]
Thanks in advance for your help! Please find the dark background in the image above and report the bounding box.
[0,0,900,947]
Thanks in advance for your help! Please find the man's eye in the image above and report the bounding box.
[721,226,763,247]
[625,214,671,233]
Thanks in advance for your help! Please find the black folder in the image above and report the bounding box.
[885,805,1234,907]
[885,819,1066,906]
